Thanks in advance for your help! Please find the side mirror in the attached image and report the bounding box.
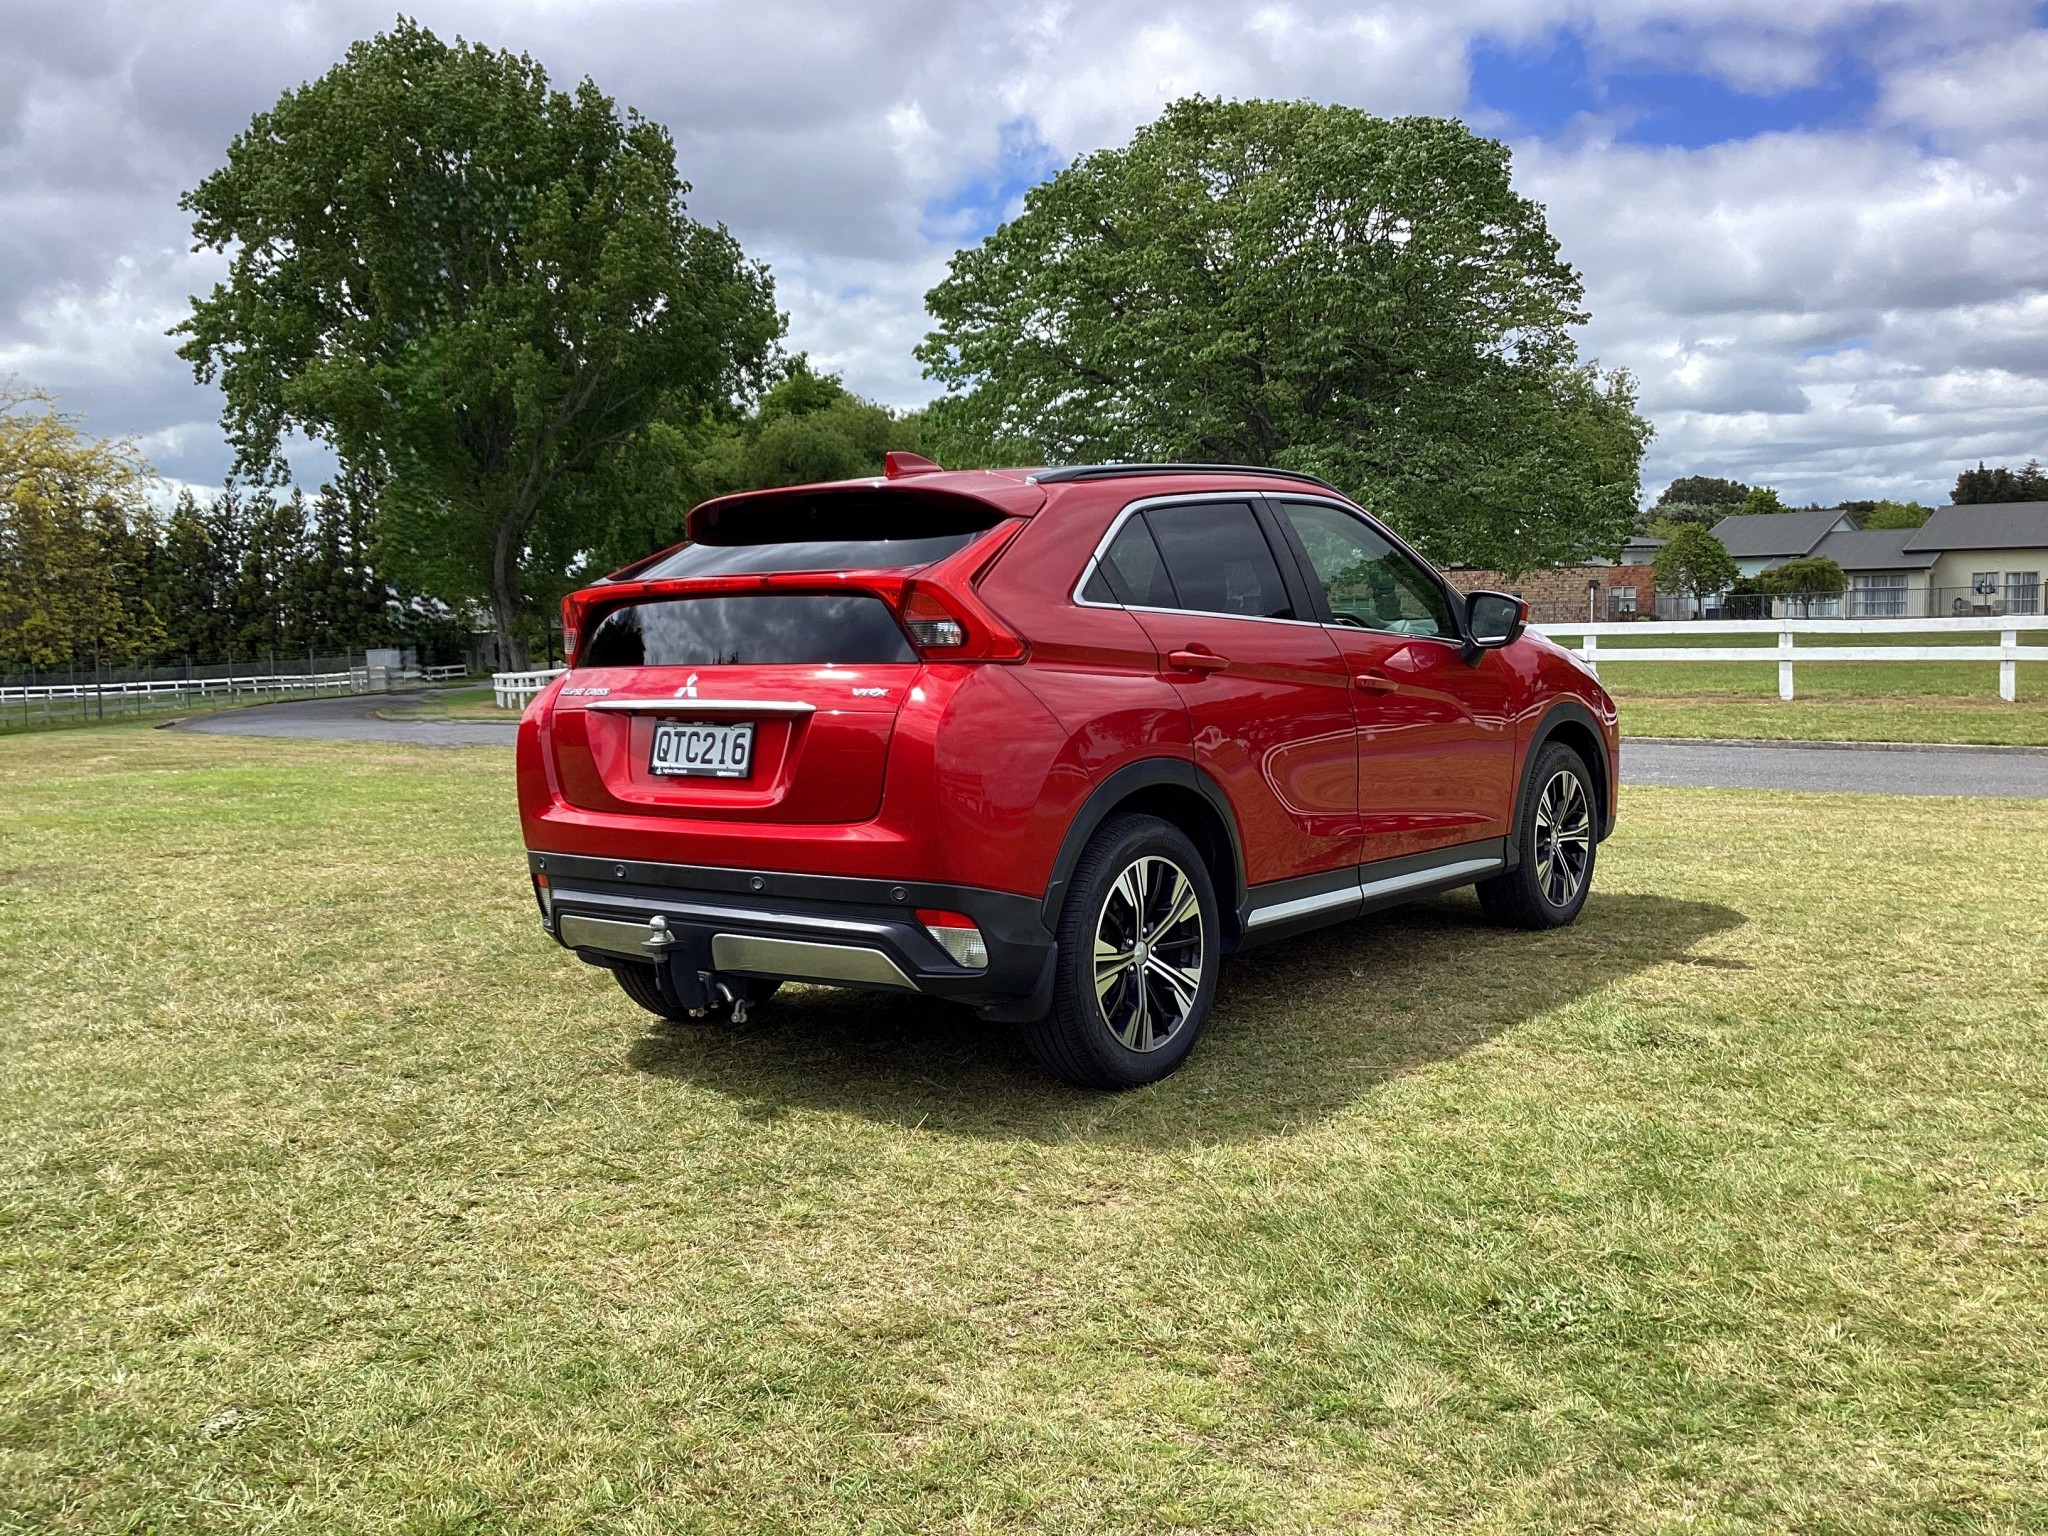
[1464,591,1528,662]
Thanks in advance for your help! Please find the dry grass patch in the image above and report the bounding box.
[2,731,2045,1532]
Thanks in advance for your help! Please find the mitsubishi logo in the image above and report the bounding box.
[675,673,699,699]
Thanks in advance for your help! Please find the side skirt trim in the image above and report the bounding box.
[1242,841,1505,936]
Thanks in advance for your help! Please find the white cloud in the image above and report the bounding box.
[0,0,2041,509]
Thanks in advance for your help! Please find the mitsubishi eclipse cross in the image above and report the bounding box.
[517,457,1618,1089]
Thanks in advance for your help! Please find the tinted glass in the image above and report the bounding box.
[1279,500,1454,639]
[637,533,979,581]
[1082,516,1179,607]
[1144,503,1294,620]
[581,594,916,668]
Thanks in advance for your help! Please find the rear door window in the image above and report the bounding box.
[1082,516,1179,607]
[1143,502,1296,621]
[581,594,916,668]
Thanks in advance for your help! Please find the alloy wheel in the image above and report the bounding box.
[1091,855,1205,1053]
[1533,768,1593,907]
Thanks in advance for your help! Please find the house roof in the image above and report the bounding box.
[1807,529,1938,572]
[1710,509,1854,559]
[1904,502,2048,553]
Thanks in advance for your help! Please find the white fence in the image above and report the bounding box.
[0,668,367,723]
[1534,616,2048,702]
[493,668,565,709]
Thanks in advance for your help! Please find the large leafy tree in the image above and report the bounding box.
[919,97,1650,571]
[176,20,783,667]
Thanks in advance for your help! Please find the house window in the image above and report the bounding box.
[1608,585,1638,618]
[2009,572,2042,616]
[1851,572,1907,617]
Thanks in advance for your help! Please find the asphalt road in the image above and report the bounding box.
[173,694,2048,797]
[1623,739,2048,798]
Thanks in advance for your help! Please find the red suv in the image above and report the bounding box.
[517,460,1617,1088]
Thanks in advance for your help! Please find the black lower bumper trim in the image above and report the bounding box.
[531,851,1056,1014]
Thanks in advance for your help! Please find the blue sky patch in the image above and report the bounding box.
[921,117,1065,245]
[1468,27,1878,147]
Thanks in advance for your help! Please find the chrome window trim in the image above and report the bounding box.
[1072,488,1466,648]
[1068,491,1329,630]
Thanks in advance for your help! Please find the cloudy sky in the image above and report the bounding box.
[2,0,2044,507]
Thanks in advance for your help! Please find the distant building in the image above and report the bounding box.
[1444,537,1663,623]
[1707,509,1857,577]
[1707,502,2047,617]
[1905,502,2048,616]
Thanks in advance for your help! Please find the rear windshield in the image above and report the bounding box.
[637,535,978,580]
[580,594,916,669]
[633,490,1002,580]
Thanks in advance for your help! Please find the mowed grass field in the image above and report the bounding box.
[3,732,2047,1533]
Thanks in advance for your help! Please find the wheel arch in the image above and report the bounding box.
[1509,701,1614,870]
[1042,758,1247,945]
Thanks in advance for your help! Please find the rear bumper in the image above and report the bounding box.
[528,850,1056,1018]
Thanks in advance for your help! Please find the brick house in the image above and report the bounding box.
[1443,537,1664,623]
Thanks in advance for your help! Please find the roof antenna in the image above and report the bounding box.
[883,451,944,479]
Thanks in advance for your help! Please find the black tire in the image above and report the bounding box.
[610,962,779,1023]
[1023,813,1221,1090]
[1477,741,1598,929]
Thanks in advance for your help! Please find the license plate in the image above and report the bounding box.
[650,720,754,778]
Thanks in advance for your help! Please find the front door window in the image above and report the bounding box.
[1275,498,1516,862]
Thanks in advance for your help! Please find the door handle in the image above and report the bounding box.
[1167,649,1229,673]
[1354,670,1397,693]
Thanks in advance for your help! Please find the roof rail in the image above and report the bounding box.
[1027,462,1340,492]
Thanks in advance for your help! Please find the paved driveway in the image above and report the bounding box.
[174,691,518,748]
[174,696,2048,797]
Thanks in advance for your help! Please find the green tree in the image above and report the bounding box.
[1953,459,2048,504]
[1861,499,1929,529]
[1757,556,1845,598]
[149,487,242,659]
[918,97,1649,573]
[1653,524,1739,618]
[0,384,165,672]
[175,19,783,668]
[1734,486,1787,516]
[1657,475,1749,509]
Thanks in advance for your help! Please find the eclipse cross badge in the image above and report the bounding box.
[675,673,699,699]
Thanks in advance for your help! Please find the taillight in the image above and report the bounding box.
[917,909,988,969]
[901,590,966,649]
[896,580,1024,662]
[560,594,582,668]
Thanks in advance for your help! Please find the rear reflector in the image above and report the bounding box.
[916,908,988,969]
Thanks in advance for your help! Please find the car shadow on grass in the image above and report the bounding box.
[622,890,1745,1144]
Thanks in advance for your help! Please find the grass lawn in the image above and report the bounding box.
[3,732,2046,1532]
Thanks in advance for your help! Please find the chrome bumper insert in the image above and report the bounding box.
[554,911,917,991]
[710,933,915,990]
